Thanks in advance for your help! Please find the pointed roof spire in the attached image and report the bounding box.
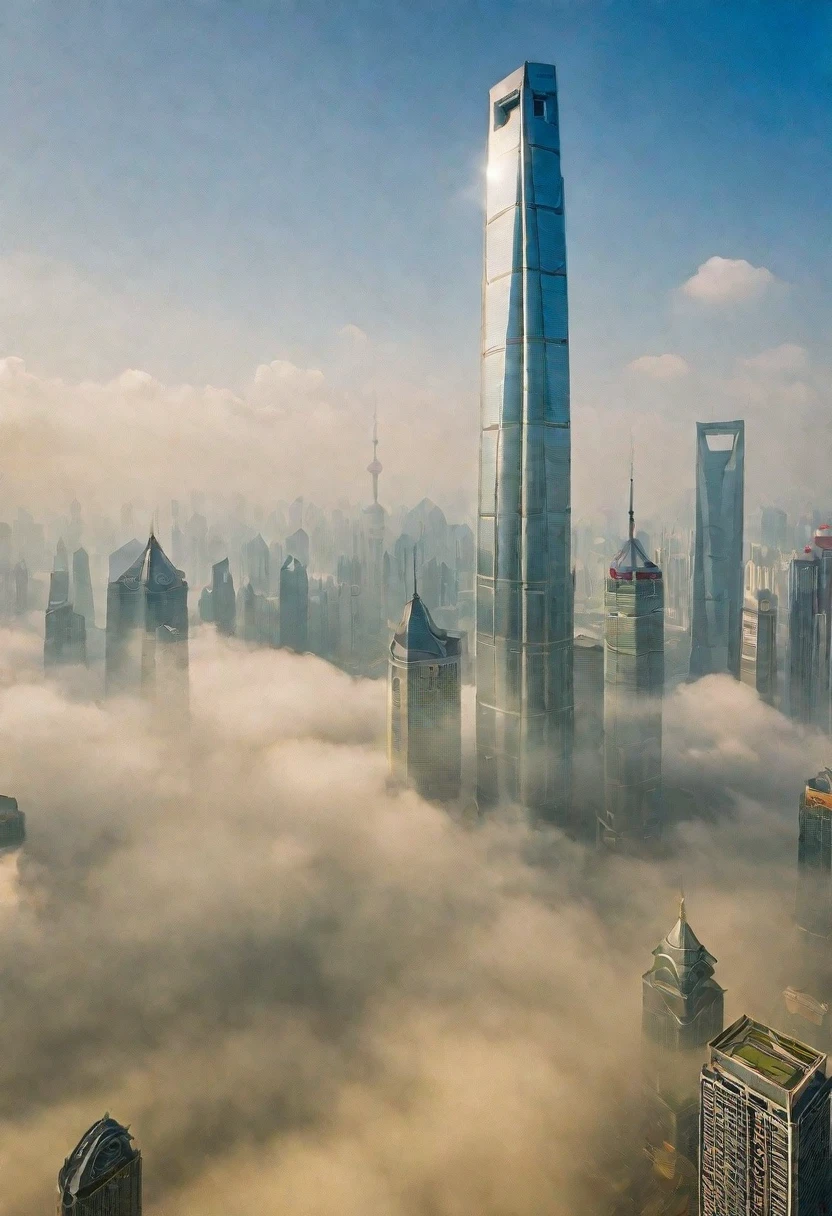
[413,544,418,598]
[628,452,635,541]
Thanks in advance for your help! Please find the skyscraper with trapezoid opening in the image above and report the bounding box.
[476,62,573,822]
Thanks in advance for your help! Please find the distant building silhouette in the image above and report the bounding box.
[285,527,309,568]
[211,557,236,636]
[58,1114,141,1216]
[279,556,308,651]
[13,560,27,615]
[109,539,144,584]
[244,534,270,594]
[388,575,461,802]
[44,571,86,668]
[700,1016,830,1216]
[105,535,188,708]
[690,421,744,679]
[642,898,724,1165]
[71,547,96,629]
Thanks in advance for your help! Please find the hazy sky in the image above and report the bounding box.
[0,0,829,518]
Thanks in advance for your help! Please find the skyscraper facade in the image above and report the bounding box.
[279,556,309,652]
[788,550,822,724]
[58,1115,142,1216]
[690,421,745,680]
[44,570,87,668]
[796,768,832,943]
[600,484,664,848]
[476,62,573,820]
[700,1016,830,1216]
[740,588,778,705]
[389,584,462,802]
[642,899,724,1164]
[211,557,236,636]
[105,535,188,706]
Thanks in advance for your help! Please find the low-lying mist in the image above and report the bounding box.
[0,628,821,1215]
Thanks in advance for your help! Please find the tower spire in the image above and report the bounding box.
[628,453,635,542]
[413,544,418,598]
[367,407,382,507]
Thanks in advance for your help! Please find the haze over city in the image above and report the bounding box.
[1,3,832,1216]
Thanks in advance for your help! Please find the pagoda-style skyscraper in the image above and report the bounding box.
[600,473,664,849]
[642,898,724,1164]
[105,534,188,709]
[476,62,573,822]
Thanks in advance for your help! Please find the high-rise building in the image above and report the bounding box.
[243,534,270,595]
[796,768,832,943]
[476,62,573,821]
[788,549,821,724]
[13,559,27,615]
[44,571,87,668]
[690,421,745,680]
[762,506,789,554]
[71,547,96,629]
[699,1015,830,1216]
[279,556,309,652]
[211,557,236,636]
[573,632,603,839]
[642,898,724,1164]
[600,478,664,849]
[285,527,310,568]
[58,1115,142,1216]
[0,795,25,848]
[740,588,778,705]
[105,534,188,707]
[389,576,462,802]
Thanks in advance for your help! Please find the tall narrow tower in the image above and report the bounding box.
[476,62,573,821]
[600,472,664,849]
[690,421,745,679]
[58,1115,142,1216]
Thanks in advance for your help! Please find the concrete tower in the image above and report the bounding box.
[690,421,745,679]
[476,62,573,821]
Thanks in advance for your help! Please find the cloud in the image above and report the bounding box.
[0,619,824,1215]
[680,256,777,304]
[624,353,691,380]
[338,323,369,344]
[739,343,808,375]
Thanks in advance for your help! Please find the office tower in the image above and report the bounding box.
[285,527,310,568]
[796,768,832,942]
[13,560,27,614]
[740,588,778,705]
[364,411,386,643]
[389,569,462,801]
[109,539,144,583]
[642,898,724,1164]
[244,534,270,594]
[58,1114,142,1216]
[105,534,188,705]
[0,795,25,848]
[689,421,745,680]
[700,1016,830,1216]
[268,541,284,595]
[788,550,821,724]
[573,632,603,839]
[600,478,664,849]
[44,571,87,668]
[211,557,236,636]
[54,538,69,573]
[476,62,573,820]
[812,525,832,733]
[762,506,789,554]
[71,548,96,629]
[279,556,309,652]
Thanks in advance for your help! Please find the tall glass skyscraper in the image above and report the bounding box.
[690,421,745,680]
[476,63,573,820]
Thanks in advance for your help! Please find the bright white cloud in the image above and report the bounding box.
[681,256,777,303]
[624,353,691,380]
[739,343,808,375]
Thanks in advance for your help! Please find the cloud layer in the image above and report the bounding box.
[680,256,777,304]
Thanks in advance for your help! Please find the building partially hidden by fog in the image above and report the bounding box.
[740,587,777,705]
[642,898,724,1165]
[796,768,832,943]
[600,479,664,849]
[211,557,236,636]
[44,570,87,668]
[58,1114,142,1216]
[0,795,25,848]
[105,534,188,708]
[476,61,573,822]
[279,556,309,652]
[389,574,461,802]
[689,421,745,680]
[787,526,832,730]
[700,1016,830,1216]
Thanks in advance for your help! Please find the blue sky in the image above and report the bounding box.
[0,0,829,518]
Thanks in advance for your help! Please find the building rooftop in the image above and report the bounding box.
[711,1015,825,1095]
[391,594,460,663]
